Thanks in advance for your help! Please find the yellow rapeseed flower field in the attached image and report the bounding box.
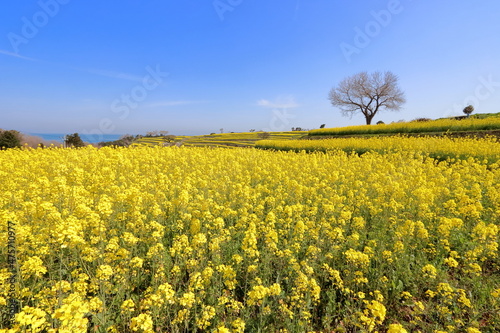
[309,116,500,136]
[256,135,500,164]
[0,144,499,332]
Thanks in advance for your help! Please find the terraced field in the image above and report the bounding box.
[132,132,306,148]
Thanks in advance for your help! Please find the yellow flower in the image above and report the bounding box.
[192,233,207,246]
[130,313,154,332]
[232,318,246,333]
[269,283,282,296]
[382,250,393,263]
[172,309,190,325]
[242,221,260,258]
[232,254,243,264]
[196,305,216,329]
[457,289,472,308]
[53,293,89,332]
[96,264,114,280]
[158,282,176,304]
[444,257,459,268]
[422,264,437,279]
[393,241,404,252]
[414,301,425,311]
[217,264,237,290]
[388,323,408,333]
[247,265,258,273]
[425,289,437,298]
[121,299,136,313]
[130,257,144,268]
[179,292,196,308]
[400,291,412,300]
[366,300,386,323]
[15,306,48,331]
[88,296,103,312]
[248,285,269,306]
[464,262,482,276]
[344,248,370,267]
[21,256,47,278]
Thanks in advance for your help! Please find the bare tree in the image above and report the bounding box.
[328,71,406,125]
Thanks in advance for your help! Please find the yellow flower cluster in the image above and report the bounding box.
[247,283,282,306]
[0,144,499,331]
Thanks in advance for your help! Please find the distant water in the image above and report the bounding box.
[28,133,124,144]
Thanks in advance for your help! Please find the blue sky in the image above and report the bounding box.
[1,1,499,139]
